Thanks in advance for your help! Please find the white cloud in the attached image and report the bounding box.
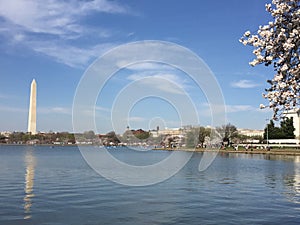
[226,104,271,114]
[128,72,181,82]
[0,94,12,99]
[0,0,129,38]
[199,103,268,116]
[78,107,111,120]
[128,116,146,122]
[225,105,256,113]
[51,107,71,114]
[30,40,116,68]
[95,106,111,112]
[231,80,260,88]
[0,105,26,113]
[0,104,72,115]
[0,0,131,67]
[13,33,25,42]
[121,62,176,71]
[140,77,186,95]
[127,72,190,95]
[38,106,71,115]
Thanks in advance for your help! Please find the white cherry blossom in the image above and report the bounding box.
[240,0,300,119]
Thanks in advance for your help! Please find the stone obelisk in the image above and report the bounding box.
[27,79,37,134]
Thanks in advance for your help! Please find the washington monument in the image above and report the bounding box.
[28,79,37,134]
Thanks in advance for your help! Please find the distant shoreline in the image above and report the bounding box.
[2,144,300,156]
[0,143,80,147]
[153,147,300,156]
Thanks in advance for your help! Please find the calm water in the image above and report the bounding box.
[1,145,300,225]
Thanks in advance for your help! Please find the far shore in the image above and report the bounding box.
[153,147,300,156]
[2,144,300,156]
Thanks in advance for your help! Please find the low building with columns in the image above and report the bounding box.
[237,128,264,137]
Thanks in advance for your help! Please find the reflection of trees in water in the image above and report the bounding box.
[263,155,300,204]
[282,156,300,204]
[264,154,299,162]
[24,148,36,220]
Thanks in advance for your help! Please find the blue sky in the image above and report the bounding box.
[0,0,274,133]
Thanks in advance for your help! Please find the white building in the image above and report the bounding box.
[283,109,300,139]
[237,128,264,137]
[158,128,183,136]
[0,131,11,137]
[150,127,184,137]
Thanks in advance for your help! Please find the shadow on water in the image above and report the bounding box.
[23,147,36,220]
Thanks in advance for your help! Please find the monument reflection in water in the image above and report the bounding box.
[23,148,36,220]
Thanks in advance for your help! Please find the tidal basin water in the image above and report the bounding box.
[1,146,300,225]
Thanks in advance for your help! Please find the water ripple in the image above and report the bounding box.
[1,146,300,224]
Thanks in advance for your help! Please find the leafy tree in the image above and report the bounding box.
[167,136,174,148]
[9,132,26,143]
[122,129,150,143]
[198,127,211,147]
[264,118,295,139]
[264,120,279,139]
[280,117,295,138]
[0,134,6,143]
[83,130,96,140]
[132,129,150,140]
[217,123,238,145]
[233,134,249,144]
[185,129,199,148]
[240,0,300,119]
[251,135,264,143]
[67,133,75,143]
[106,131,120,145]
[185,126,211,148]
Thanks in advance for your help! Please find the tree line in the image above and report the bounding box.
[1,118,295,146]
[264,117,295,139]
